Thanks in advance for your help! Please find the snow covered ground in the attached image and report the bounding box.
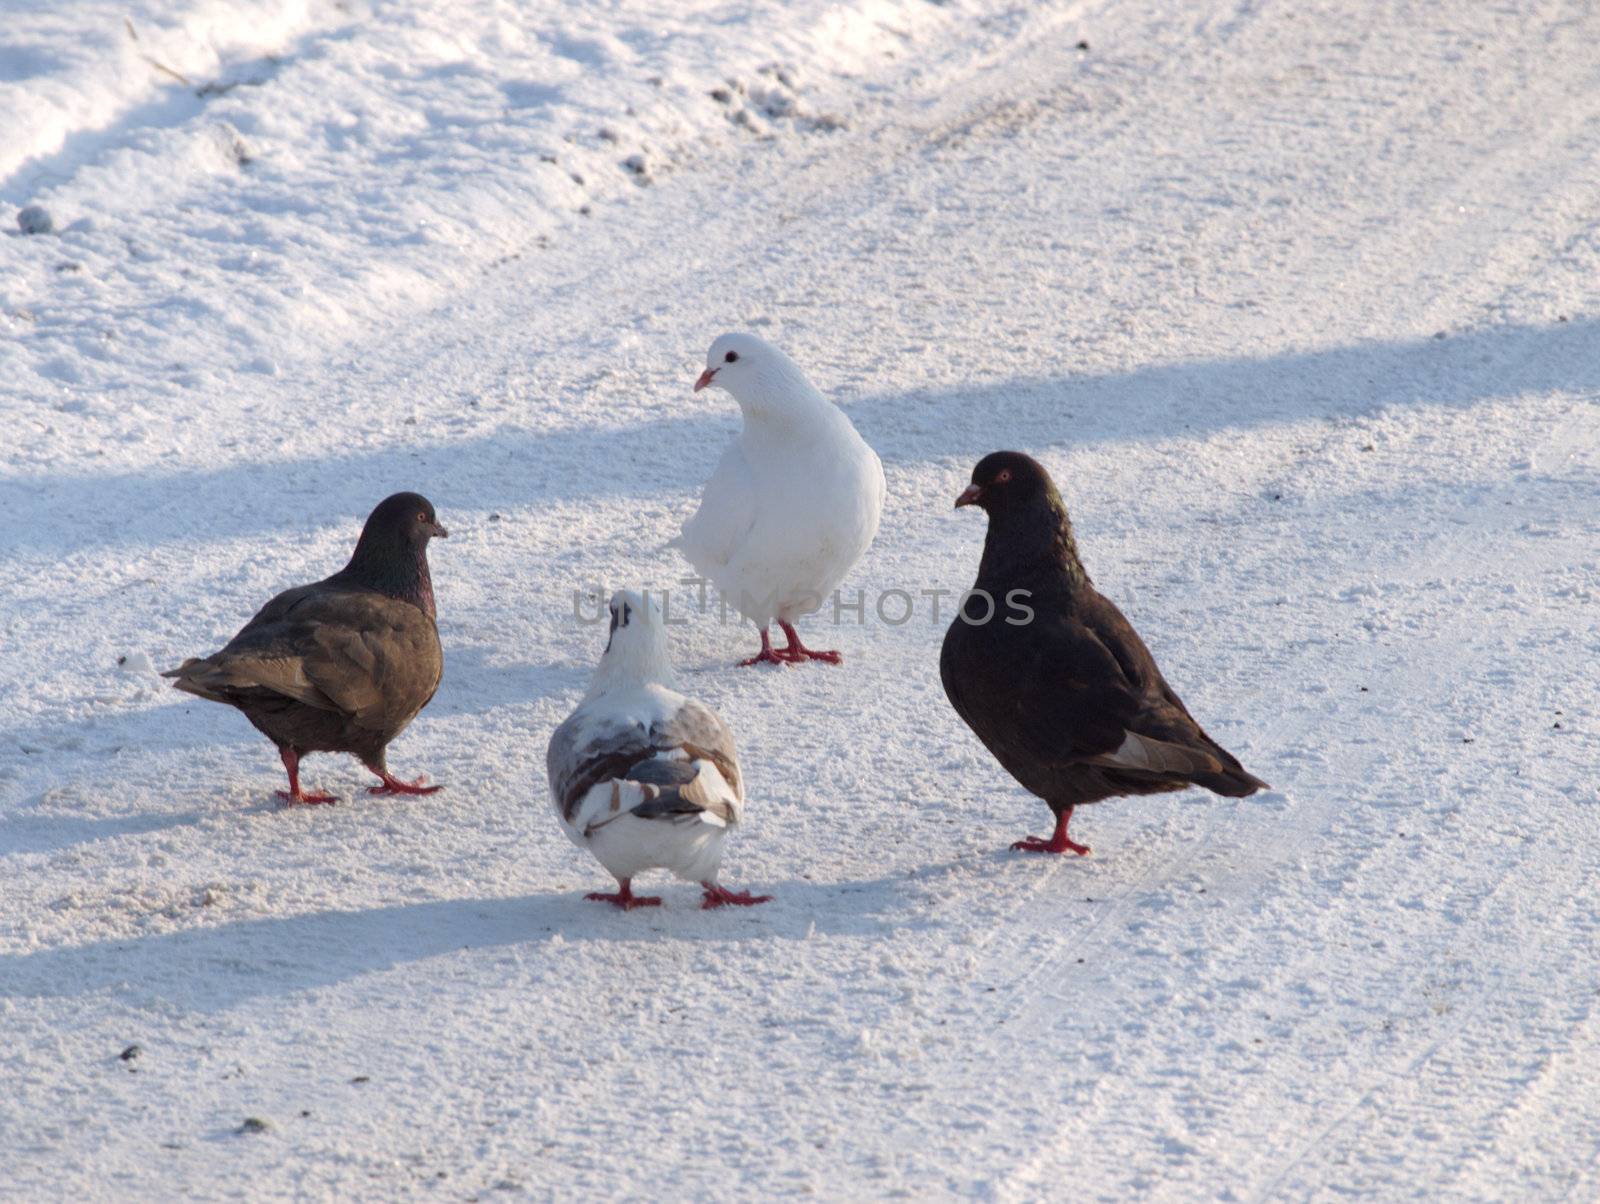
[4,0,1599,1197]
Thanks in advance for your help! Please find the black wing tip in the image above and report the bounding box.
[625,758,699,788]
[1198,768,1271,797]
[630,791,708,821]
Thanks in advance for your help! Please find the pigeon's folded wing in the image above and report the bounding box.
[167,588,435,730]
[164,584,335,707]
[1073,592,1261,783]
[1002,616,1151,763]
[163,652,341,711]
[1080,728,1226,776]
[674,442,758,569]
[548,697,742,826]
[976,610,1219,778]
[651,698,742,803]
[548,709,656,822]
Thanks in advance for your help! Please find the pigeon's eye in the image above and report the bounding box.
[995,469,1013,484]
[417,512,427,522]
[724,350,739,364]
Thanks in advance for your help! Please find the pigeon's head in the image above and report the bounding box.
[693,332,815,415]
[342,493,448,615]
[954,451,1059,515]
[957,453,1086,583]
[593,589,675,690]
[364,492,450,547]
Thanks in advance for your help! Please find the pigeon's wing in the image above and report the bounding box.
[941,596,1214,777]
[299,595,442,730]
[548,696,741,829]
[547,707,656,823]
[1049,592,1260,790]
[1003,611,1159,763]
[166,586,439,731]
[674,441,758,570]
[165,584,339,708]
[624,754,737,826]
[651,697,741,803]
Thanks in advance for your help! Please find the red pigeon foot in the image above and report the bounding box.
[274,749,337,805]
[738,628,795,667]
[276,789,338,807]
[586,880,661,910]
[1011,834,1091,855]
[1011,807,1090,855]
[738,649,791,667]
[368,773,443,796]
[777,622,842,664]
[701,883,773,909]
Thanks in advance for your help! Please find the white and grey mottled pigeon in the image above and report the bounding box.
[546,589,770,910]
[674,332,885,666]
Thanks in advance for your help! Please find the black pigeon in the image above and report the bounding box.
[164,492,449,805]
[940,452,1268,855]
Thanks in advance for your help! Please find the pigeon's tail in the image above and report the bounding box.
[626,758,732,827]
[1193,765,1271,797]
[576,756,737,839]
[162,657,227,702]
[1177,723,1271,797]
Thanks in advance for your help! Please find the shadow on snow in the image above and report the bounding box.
[0,880,916,1010]
[3,316,1596,558]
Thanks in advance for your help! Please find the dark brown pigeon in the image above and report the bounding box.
[164,492,448,805]
[940,452,1268,855]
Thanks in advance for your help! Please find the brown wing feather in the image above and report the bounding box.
[1083,731,1225,777]
[165,584,441,736]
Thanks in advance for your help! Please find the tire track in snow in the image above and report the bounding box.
[1437,983,1600,1197]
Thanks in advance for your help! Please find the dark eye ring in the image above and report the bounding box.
[724,350,739,363]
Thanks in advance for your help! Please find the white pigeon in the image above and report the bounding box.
[674,332,886,666]
[546,589,770,911]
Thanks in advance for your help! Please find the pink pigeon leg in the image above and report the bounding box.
[738,627,795,667]
[776,621,842,665]
[586,879,663,910]
[1011,806,1092,856]
[701,882,773,909]
[367,770,444,796]
[275,748,338,806]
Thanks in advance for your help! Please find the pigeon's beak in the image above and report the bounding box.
[955,484,983,508]
[431,521,450,539]
[693,367,717,392]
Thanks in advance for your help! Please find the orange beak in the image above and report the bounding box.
[693,367,717,392]
[955,484,983,508]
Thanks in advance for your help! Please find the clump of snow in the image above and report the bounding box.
[16,204,54,234]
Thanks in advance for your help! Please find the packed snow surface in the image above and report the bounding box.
[3,0,1598,1198]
